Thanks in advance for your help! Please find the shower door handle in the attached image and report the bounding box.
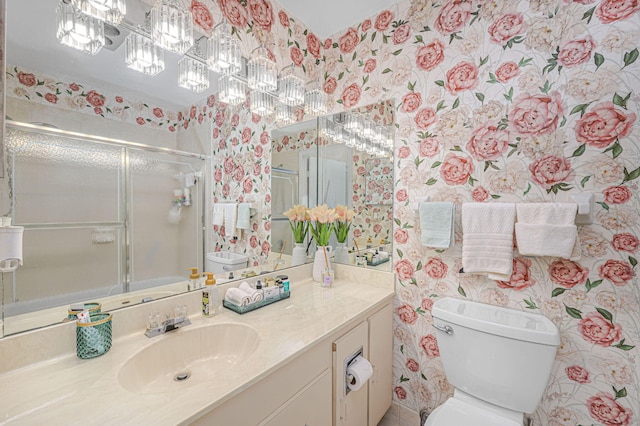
[433,324,453,335]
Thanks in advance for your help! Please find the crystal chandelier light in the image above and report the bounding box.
[250,91,275,117]
[207,20,241,75]
[56,1,105,55]
[304,80,328,116]
[125,33,165,76]
[275,102,297,125]
[178,57,209,93]
[278,65,305,106]
[150,0,193,54]
[71,0,126,25]
[218,75,246,106]
[248,45,278,93]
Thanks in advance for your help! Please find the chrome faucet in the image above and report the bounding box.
[145,305,191,338]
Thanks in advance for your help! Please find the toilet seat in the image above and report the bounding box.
[424,397,522,426]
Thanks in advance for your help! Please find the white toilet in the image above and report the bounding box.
[425,298,560,426]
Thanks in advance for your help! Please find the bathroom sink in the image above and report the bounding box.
[118,323,260,394]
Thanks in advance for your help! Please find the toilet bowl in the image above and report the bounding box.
[424,298,560,426]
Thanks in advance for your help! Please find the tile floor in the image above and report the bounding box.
[377,402,421,426]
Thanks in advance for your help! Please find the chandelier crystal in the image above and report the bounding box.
[71,0,126,25]
[218,75,246,106]
[248,45,278,93]
[250,91,275,117]
[207,20,241,75]
[150,0,193,54]
[276,102,299,125]
[125,32,165,76]
[278,65,305,106]
[178,57,209,93]
[304,80,328,116]
[56,1,105,55]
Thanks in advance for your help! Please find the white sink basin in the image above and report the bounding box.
[118,323,260,394]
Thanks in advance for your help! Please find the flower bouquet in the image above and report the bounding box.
[283,204,310,244]
[308,204,338,247]
[333,205,355,244]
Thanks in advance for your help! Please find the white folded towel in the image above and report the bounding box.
[419,202,455,248]
[462,203,516,281]
[224,287,252,307]
[224,203,238,237]
[212,204,224,226]
[236,203,252,230]
[239,281,264,304]
[515,203,578,258]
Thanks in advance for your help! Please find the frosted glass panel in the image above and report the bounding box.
[6,128,122,224]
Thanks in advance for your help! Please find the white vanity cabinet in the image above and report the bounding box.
[333,303,393,426]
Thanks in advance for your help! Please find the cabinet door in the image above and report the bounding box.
[368,304,393,426]
[333,321,369,426]
[260,369,332,426]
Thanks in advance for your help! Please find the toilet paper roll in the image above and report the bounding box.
[346,355,373,391]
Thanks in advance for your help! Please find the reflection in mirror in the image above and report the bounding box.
[317,100,394,270]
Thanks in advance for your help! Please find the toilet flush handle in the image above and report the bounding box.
[433,324,453,335]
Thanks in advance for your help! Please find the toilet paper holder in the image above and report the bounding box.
[344,347,363,395]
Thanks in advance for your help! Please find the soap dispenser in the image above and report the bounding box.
[202,272,220,317]
[188,267,200,291]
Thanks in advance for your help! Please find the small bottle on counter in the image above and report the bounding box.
[202,272,219,317]
[188,267,200,291]
[276,275,290,292]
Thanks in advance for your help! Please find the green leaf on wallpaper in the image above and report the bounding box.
[623,166,640,182]
[414,157,424,167]
[612,92,627,108]
[571,144,586,158]
[449,32,462,44]
[487,73,498,84]
[410,278,418,286]
[551,288,566,297]
[338,71,345,80]
[604,141,623,159]
[360,33,367,43]
[475,92,485,102]
[570,103,590,117]
[623,48,639,68]
[564,305,583,319]
[585,279,603,292]
[524,299,538,310]
[382,68,392,74]
[400,344,404,353]
[468,176,477,186]
[416,261,423,271]
[548,182,572,194]
[397,248,403,259]
[394,218,401,226]
[332,42,338,49]
[408,81,416,91]
[629,256,637,267]
[400,375,410,382]
[524,183,531,195]
[597,201,610,211]
[559,116,567,127]
[431,161,442,169]
[362,75,369,85]
[421,373,428,381]
[382,34,389,44]
[415,34,424,44]
[435,80,445,87]
[594,52,605,70]
[426,178,438,185]
[503,87,514,102]
[582,6,595,23]
[580,175,591,187]
[392,49,403,56]
[479,55,489,66]
[436,100,446,112]
[596,307,614,323]
[457,285,467,297]
[416,307,426,315]
[451,98,460,110]
[613,339,635,351]
[612,386,628,399]
[371,31,377,42]
[491,194,501,199]
[352,51,357,62]
[451,145,463,152]
[518,57,533,67]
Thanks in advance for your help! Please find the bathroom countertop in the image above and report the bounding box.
[0,271,394,425]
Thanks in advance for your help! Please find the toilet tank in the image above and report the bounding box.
[205,251,249,274]
[432,298,560,414]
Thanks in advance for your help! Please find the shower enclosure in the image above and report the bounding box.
[1,122,205,334]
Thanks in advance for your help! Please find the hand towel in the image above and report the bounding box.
[462,203,516,281]
[515,203,578,258]
[224,287,252,307]
[236,203,252,230]
[419,202,455,248]
[224,203,238,238]
[239,281,264,304]
[212,204,224,226]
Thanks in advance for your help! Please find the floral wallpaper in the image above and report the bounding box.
[321,0,640,423]
[6,66,181,131]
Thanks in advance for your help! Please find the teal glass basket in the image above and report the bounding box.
[76,313,112,359]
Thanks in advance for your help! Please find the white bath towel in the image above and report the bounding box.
[224,287,252,307]
[419,202,455,248]
[236,203,252,230]
[212,204,224,226]
[462,203,516,281]
[239,281,264,304]
[224,203,238,237]
[515,203,578,259]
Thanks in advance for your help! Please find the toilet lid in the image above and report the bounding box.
[425,398,522,426]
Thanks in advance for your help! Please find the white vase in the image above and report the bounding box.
[313,246,331,282]
[291,243,307,266]
[334,242,350,265]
